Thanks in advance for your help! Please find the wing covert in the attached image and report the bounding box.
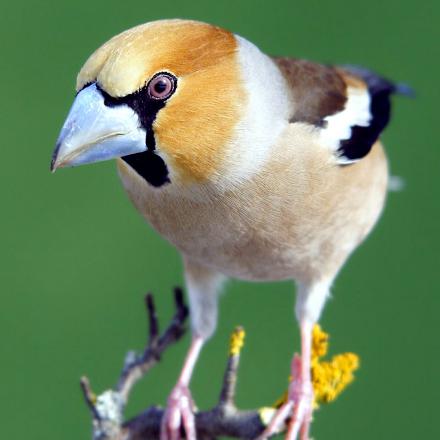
[273,57,411,164]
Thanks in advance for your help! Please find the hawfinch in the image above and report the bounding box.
[51,19,410,440]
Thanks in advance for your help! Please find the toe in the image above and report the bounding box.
[161,384,196,440]
[258,401,294,439]
[181,404,196,440]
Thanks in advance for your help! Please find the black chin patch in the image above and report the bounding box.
[121,122,170,187]
[122,150,170,187]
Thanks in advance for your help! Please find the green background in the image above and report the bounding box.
[1,0,438,438]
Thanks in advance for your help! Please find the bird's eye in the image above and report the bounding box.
[148,73,176,100]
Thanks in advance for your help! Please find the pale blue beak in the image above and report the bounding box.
[51,84,147,171]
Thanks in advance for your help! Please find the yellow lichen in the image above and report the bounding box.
[273,390,288,409]
[259,406,277,426]
[312,352,359,405]
[270,325,359,410]
[310,324,359,407]
[311,324,329,361]
[90,393,97,405]
[229,326,246,356]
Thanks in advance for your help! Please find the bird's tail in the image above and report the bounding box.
[341,64,415,98]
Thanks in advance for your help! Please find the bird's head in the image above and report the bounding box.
[51,19,290,189]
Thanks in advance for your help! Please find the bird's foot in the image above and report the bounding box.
[160,383,196,440]
[259,355,314,440]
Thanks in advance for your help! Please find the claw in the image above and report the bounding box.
[259,353,314,440]
[161,384,196,440]
[161,336,204,440]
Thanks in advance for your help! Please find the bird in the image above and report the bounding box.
[51,19,410,440]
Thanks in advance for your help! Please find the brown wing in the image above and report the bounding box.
[272,57,347,127]
[273,57,411,163]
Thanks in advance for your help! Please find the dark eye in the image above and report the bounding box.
[148,73,176,100]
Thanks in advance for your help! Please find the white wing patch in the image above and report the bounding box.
[319,86,371,164]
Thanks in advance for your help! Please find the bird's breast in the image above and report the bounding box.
[116,133,388,283]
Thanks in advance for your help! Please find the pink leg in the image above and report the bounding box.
[160,336,204,440]
[259,321,314,440]
[286,321,314,440]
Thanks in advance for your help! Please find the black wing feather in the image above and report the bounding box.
[337,65,413,163]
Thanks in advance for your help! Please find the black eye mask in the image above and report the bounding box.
[95,74,177,187]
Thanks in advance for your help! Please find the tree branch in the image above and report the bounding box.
[80,288,274,440]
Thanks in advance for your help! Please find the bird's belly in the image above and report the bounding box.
[153,214,306,281]
[172,225,302,281]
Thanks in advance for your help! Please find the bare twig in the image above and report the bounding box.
[116,287,188,403]
[145,294,159,349]
[80,376,100,421]
[218,326,244,408]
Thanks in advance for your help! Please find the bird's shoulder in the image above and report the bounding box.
[272,56,409,164]
[272,56,347,127]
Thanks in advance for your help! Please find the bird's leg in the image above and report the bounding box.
[285,280,330,440]
[259,322,314,440]
[161,258,224,440]
[260,281,330,440]
[285,320,314,440]
[160,335,204,440]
